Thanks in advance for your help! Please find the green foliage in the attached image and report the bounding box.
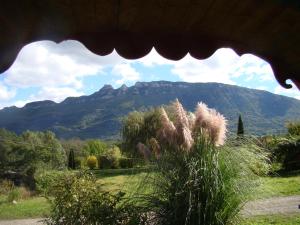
[87,155,98,170]
[74,157,82,169]
[228,137,271,176]
[287,121,300,136]
[119,158,134,169]
[237,114,244,136]
[0,179,14,195]
[98,146,122,169]
[122,108,162,157]
[35,170,74,196]
[126,101,269,225]
[21,130,67,170]
[84,139,108,156]
[98,156,111,169]
[7,189,21,202]
[68,149,75,170]
[0,129,66,178]
[138,136,263,225]
[44,172,145,225]
[263,135,300,172]
[61,138,87,157]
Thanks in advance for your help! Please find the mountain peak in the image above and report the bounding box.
[119,84,128,91]
[24,100,56,108]
[100,84,114,91]
[0,81,299,139]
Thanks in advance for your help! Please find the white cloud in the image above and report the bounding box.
[0,82,16,101]
[0,40,128,108]
[1,41,299,109]
[274,85,300,100]
[13,87,84,108]
[170,50,237,84]
[3,41,114,88]
[138,48,275,85]
[112,63,140,85]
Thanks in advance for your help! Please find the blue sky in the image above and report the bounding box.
[0,40,299,109]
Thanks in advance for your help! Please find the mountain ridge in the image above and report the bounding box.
[0,81,299,139]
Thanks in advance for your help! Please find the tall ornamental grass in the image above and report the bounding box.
[136,100,269,225]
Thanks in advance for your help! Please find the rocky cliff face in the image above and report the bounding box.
[1,81,300,139]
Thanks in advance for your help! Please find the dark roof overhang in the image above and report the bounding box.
[0,0,300,89]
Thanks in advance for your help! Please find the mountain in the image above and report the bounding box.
[0,81,300,139]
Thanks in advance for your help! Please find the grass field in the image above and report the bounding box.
[255,173,300,199]
[0,196,49,219]
[0,169,299,223]
[241,214,300,225]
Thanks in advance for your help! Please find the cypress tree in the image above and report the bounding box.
[237,114,244,136]
[68,149,75,169]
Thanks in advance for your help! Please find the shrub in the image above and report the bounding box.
[44,172,146,225]
[18,186,32,199]
[0,179,14,195]
[35,170,74,196]
[119,158,134,168]
[264,136,300,172]
[87,155,97,170]
[287,121,300,136]
[98,155,111,169]
[98,146,122,169]
[7,188,21,202]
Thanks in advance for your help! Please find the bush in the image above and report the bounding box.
[44,172,146,225]
[0,179,14,195]
[98,146,122,169]
[98,156,111,169]
[264,136,300,172]
[287,121,300,136]
[7,188,21,202]
[87,155,98,170]
[36,170,74,196]
[119,158,134,168]
[18,186,32,199]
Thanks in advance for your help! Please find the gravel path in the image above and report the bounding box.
[242,195,300,216]
[0,218,43,225]
[1,195,300,224]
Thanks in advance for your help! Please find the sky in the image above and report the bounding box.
[0,40,299,109]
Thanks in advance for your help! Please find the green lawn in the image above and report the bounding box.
[255,173,300,199]
[0,169,299,222]
[0,197,50,219]
[241,214,300,225]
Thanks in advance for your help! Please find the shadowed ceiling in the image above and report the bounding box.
[0,0,299,89]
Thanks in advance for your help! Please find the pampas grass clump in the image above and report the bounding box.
[157,99,227,152]
[136,99,268,225]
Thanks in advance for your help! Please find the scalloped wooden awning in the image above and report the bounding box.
[0,0,300,89]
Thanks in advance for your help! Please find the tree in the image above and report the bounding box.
[237,114,244,136]
[122,108,162,157]
[287,121,300,136]
[84,140,107,156]
[68,149,75,170]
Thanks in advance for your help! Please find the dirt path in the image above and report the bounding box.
[0,218,43,225]
[243,195,300,216]
[0,196,299,224]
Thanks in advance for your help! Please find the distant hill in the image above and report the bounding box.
[0,81,300,139]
